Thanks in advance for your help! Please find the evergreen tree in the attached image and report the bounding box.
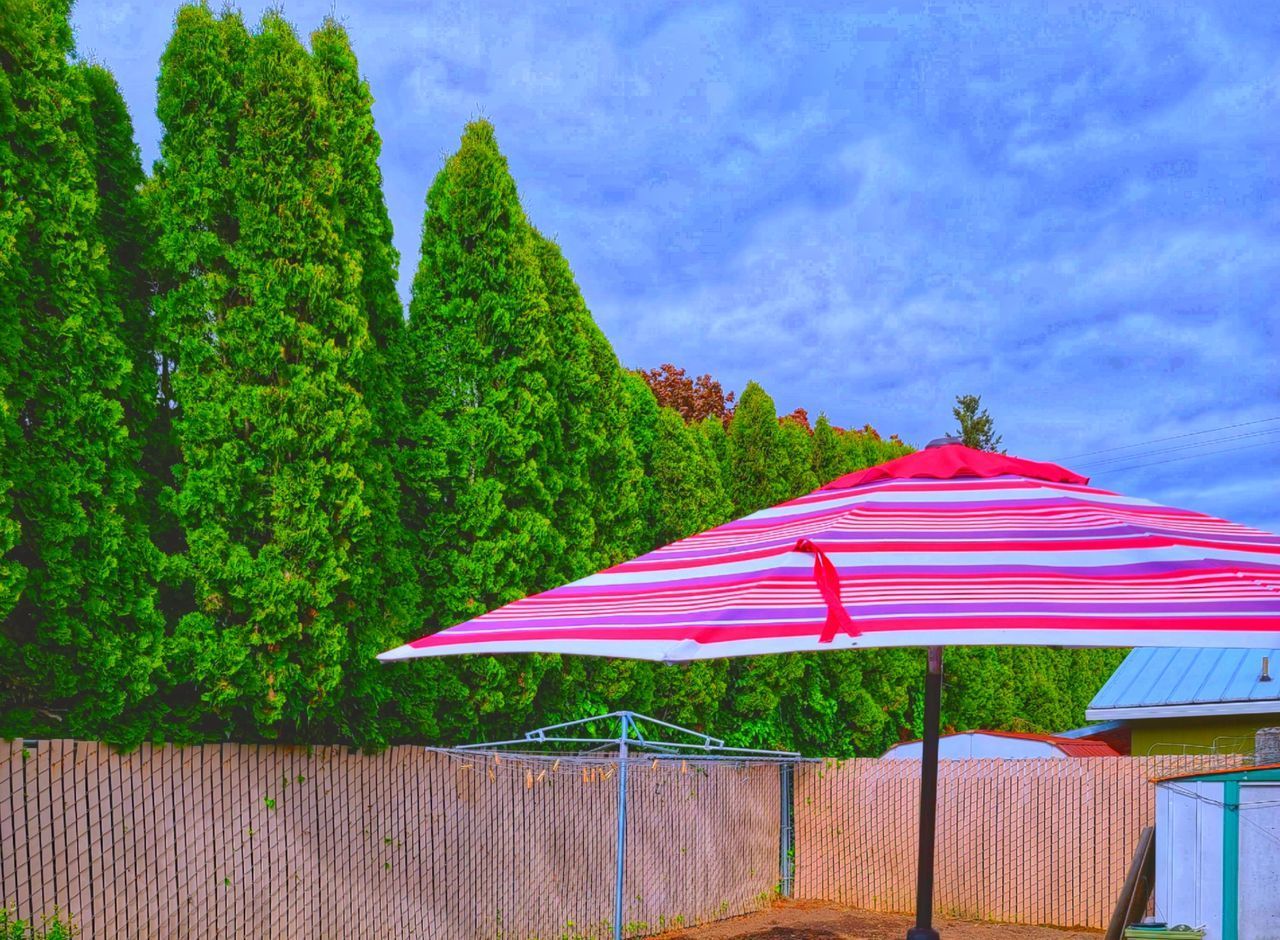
[310,18,433,746]
[811,414,847,484]
[0,5,29,625]
[698,414,733,509]
[619,370,662,549]
[532,231,646,572]
[953,393,1003,452]
[650,408,733,547]
[80,64,154,444]
[151,8,382,739]
[0,0,162,743]
[778,413,818,499]
[145,5,250,664]
[725,380,788,515]
[398,120,563,741]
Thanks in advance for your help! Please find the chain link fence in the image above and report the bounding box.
[1,740,1246,938]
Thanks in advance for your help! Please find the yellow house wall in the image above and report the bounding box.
[1129,714,1280,755]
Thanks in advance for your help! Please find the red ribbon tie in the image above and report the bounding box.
[795,538,857,643]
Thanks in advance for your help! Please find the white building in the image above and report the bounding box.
[882,729,1118,760]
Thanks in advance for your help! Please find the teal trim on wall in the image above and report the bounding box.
[1222,780,1240,940]
[1168,766,1280,785]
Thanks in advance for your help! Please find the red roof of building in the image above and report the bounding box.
[969,729,1121,757]
[893,729,1121,757]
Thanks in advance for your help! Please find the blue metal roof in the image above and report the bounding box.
[1056,719,1128,739]
[1088,647,1280,711]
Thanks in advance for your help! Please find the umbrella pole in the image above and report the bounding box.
[907,645,944,940]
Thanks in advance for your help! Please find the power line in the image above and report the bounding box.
[1085,437,1280,477]
[1053,416,1280,462]
[1072,426,1280,470]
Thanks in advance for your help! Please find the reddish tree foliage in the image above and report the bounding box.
[780,407,811,431]
[637,363,735,424]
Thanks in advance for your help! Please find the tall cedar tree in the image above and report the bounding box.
[399,121,561,741]
[151,9,377,739]
[523,232,655,728]
[532,231,646,574]
[650,408,733,547]
[777,414,818,499]
[811,414,845,483]
[725,380,789,515]
[0,12,24,627]
[644,407,733,733]
[145,13,255,728]
[0,0,162,743]
[310,18,432,746]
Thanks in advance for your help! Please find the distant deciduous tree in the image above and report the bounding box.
[781,407,811,431]
[638,363,735,424]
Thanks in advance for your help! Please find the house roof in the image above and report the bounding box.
[1057,720,1128,739]
[1086,647,1280,721]
[1155,762,1280,784]
[890,729,1119,757]
[1054,720,1132,754]
[970,730,1119,757]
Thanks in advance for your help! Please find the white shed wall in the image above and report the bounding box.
[1155,780,1224,939]
[1238,783,1280,940]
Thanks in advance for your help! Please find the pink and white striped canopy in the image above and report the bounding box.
[379,444,1280,663]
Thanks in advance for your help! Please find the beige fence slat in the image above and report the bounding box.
[28,741,54,924]
[63,741,92,932]
[0,741,20,915]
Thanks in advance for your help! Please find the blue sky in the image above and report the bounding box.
[73,2,1280,529]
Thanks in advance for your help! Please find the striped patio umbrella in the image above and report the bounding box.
[380,442,1280,940]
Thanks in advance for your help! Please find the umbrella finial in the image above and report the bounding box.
[925,434,963,449]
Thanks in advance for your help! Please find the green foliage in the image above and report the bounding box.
[941,647,1127,735]
[309,17,429,747]
[0,5,1124,756]
[777,415,818,499]
[725,381,789,515]
[0,0,162,745]
[811,414,845,484]
[650,409,733,547]
[0,906,75,940]
[532,231,646,572]
[399,120,565,741]
[148,7,390,741]
[953,393,1003,452]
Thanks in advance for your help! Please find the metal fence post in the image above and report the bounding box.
[614,729,629,940]
[779,762,794,897]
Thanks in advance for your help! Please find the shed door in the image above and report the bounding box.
[1238,783,1280,940]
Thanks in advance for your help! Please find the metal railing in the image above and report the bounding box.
[458,711,807,940]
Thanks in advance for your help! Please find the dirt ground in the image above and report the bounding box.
[651,901,1102,940]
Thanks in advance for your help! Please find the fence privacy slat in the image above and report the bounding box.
[0,744,1243,937]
